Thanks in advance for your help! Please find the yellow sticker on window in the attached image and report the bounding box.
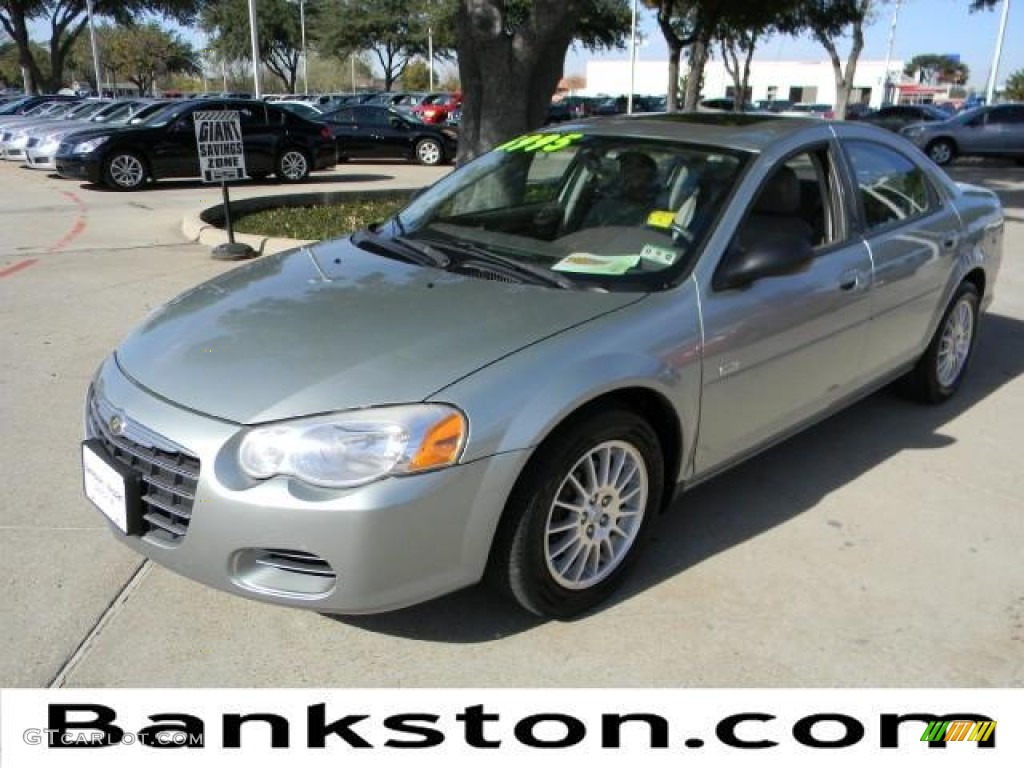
[646,210,675,229]
[497,133,584,153]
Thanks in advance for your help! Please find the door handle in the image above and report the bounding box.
[838,270,867,292]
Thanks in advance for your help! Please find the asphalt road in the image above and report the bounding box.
[1,158,1022,689]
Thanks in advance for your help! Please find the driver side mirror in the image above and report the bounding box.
[713,232,814,291]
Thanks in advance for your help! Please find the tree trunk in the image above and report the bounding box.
[683,33,708,111]
[3,9,45,94]
[455,0,580,163]
[665,41,682,112]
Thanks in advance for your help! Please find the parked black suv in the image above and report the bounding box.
[55,99,337,191]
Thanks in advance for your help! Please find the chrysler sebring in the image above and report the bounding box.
[82,114,1003,618]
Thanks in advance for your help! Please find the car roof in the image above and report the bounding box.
[554,113,822,153]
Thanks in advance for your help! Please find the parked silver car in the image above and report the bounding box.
[82,114,1003,618]
[901,103,1024,165]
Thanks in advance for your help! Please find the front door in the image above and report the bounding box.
[695,145,873,473]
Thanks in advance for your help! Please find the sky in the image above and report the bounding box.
[23,0,1021,92]
[566,0,1022,91]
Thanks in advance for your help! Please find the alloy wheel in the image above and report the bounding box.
[936,296,974,388]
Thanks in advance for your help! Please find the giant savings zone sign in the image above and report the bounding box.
[194,110,246,183]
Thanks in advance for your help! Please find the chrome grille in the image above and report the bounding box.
[86,390,200,544]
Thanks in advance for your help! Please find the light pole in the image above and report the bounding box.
[85,0,103,96]
[246,0,262,98]
[428,27,434,91]
[985,0,1011,104]
[881,0,902,106]
[298,0,309,95]
[627,0,637,114]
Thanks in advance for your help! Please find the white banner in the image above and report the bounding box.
[194,110,246,184]
[1,688,1019,766]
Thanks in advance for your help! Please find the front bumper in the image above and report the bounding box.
[55,152,101,182]
[25,144,58,170]
[85,356,527,614]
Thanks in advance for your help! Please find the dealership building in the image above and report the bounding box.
[583,58,907,108]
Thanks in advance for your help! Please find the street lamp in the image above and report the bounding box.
[986,0,1011,104]
[85,0,103,96]
[287,0,309,95]
[246,0,262,98]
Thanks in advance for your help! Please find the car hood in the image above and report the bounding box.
[115,237,644,424]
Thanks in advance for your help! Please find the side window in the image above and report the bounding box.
[987,106,1024,125]
[733,148,839,253]
[330,108,355,125]
[845,141,935,232]
[361,108,389,127]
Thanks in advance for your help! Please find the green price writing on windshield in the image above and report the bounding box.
[497,133,584,153]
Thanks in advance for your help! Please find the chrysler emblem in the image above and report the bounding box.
[108,415,125,436]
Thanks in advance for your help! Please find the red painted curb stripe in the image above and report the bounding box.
[48,217,88,253]
[0,259,38,278]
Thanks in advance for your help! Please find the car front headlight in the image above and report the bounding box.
[238,404,467,488]
[72,136,109,154]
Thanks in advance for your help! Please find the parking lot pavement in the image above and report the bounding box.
[1,160,1022,689]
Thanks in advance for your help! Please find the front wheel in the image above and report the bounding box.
[926,139,956,166]
[276,148,310,182]
[903,282,980,403]
[488,410,664,618]
[415,138,443,166]
[103,151,147,191]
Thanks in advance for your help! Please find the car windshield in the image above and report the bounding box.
[387,132,749,292]
[143,102,193,127]
[920,105,951,120]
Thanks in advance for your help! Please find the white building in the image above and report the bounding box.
[584,58,905,109]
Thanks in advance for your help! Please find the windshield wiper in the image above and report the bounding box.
[351,229,449,268]
[418,237,575,290]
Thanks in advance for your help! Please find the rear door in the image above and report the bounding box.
[236,102,276,175]
[841,139,962,377]
[149,103,217,178]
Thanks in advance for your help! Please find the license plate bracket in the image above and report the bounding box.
[82,439,143,535]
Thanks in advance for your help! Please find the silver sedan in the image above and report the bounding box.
[82,115,1004,618]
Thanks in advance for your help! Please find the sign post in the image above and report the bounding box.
[194,110,256,260]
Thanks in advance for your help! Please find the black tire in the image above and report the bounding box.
[415,138,444,166]
[103,150,148,191]
[275,147,310,183]
[926,138,956,166]
[487,409,664,618]
[903,282,980,403]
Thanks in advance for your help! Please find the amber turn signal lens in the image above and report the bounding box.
[408,413,465,470]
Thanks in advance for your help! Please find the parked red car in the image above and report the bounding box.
[411,93,461,124]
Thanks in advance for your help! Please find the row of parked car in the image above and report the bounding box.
[0,92,460,191]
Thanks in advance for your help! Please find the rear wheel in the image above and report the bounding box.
[103,151,147,191]
[415,138,443,166]
[488,410,664,618]
[903,282,979,403]
[276,148,310,182]
[926,139,956,166]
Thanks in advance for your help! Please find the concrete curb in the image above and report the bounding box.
[181,187,421,257]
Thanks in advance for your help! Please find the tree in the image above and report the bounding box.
[0,0,199,93]
[202,0,305,93]
[455,0,629,162]
[316,0,451,91]
[800,0,874,120]
[904,54,969,86]
[401,59,432,90]
[109,23,197,95]
[1006,69,1024,101]
[720,27,758,111]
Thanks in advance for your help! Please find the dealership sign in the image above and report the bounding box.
[194,111,246,183]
